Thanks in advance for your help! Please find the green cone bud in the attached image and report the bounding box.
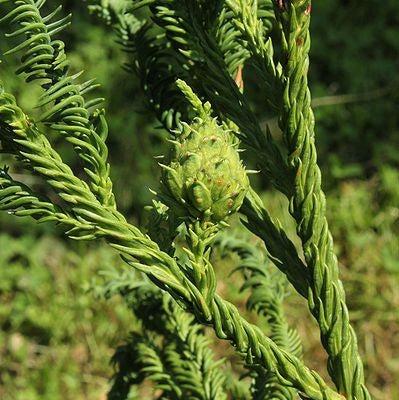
[161,118,249,222]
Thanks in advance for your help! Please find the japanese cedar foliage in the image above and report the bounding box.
[0,1,373,400]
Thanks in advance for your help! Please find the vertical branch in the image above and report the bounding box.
[273,2,371,399]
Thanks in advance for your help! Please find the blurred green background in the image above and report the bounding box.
[0,1,398,399]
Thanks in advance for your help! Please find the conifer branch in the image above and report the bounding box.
[0,87,344,400]
[87,5,310,300]
[0,168,89,231]
[218,234,302,399]
[0,1,372,398]
[226,0,283,112]
[173,80,309,299]
[1,0,116,208]
[272,2,371,398]
[97,272,228,400]
[241,188,309,298]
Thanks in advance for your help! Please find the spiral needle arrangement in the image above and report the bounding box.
[0,1,372,399]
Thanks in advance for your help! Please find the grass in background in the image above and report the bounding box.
[0,236,134,400]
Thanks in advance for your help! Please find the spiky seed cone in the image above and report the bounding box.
[162,118,249,222]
